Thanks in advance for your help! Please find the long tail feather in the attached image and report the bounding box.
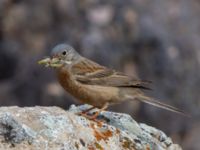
[134,95,190,117]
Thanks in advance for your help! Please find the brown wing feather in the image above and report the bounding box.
[72,58,151,90]
[71,58,105,74]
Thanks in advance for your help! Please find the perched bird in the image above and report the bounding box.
[38,44,187,118]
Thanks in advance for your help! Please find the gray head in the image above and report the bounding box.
[50,44,81,66]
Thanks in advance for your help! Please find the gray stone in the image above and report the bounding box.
[0,105,182,150]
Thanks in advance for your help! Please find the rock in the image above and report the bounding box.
[0,105,182,150]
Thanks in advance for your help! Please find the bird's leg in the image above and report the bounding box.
[77,103,108,123]
[87,103,109,120]
[77,106,96,115]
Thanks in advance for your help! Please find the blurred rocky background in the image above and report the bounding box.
[0,0,199,149]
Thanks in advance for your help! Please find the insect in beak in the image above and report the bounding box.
[38,57,63,68]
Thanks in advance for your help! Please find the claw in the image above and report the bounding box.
[77,103,109,123]
[77,111,106,124]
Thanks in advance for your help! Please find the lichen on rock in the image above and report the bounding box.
[0,105,182,150]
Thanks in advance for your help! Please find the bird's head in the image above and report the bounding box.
[38,44,81,68]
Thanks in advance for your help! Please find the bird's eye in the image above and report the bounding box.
[62,51,67,55]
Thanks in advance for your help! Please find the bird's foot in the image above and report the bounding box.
[76,103,109,124]
[77,111,106,124]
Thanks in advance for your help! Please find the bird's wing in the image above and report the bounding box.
[71,58,151,90]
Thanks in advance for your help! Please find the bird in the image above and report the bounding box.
[38,44,187,119]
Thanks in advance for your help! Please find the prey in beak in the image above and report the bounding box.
[38,57,63,68]
[38,56,72,68]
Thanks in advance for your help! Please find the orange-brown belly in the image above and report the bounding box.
[56,68,119,107]
[74,84,120,107]
[61,80,120,107]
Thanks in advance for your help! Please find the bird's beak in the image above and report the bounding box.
[38,57,63,68]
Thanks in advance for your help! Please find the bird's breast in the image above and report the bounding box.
[56,67,79,94]
[56,67,120,107]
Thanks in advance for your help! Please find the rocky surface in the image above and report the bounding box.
[0,105,181,150]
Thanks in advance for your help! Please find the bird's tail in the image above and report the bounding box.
[127,94,190,117]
